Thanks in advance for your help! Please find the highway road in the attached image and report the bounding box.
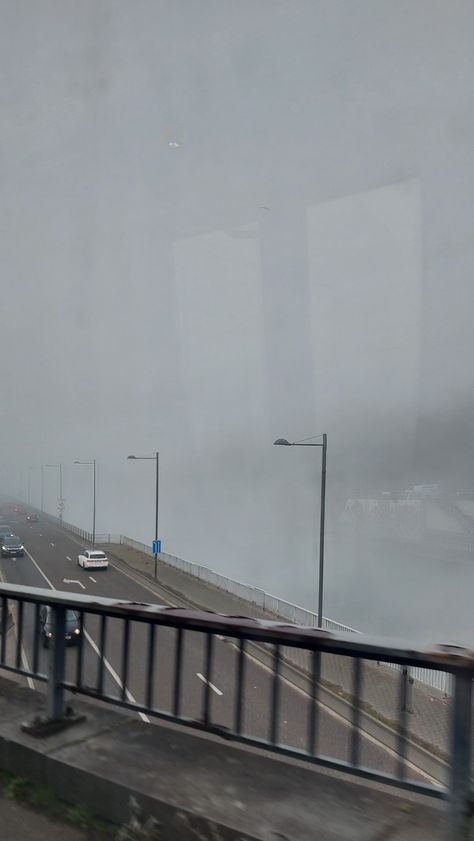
[0,509,421,780]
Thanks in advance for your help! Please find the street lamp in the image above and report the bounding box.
[74,460,96,544]
[274,433,327,628]
[127,452,160,579]
[28,466,44,512]
[45,464,64,524]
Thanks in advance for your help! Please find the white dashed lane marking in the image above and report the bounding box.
[196,673,223,696]
[89,576,97,583]
[66,556,72,561]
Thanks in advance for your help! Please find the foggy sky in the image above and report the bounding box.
[1,1,474,642]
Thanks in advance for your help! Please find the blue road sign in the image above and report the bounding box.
[152,539,161,554]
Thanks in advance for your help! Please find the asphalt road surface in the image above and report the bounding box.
[0,511,424,781]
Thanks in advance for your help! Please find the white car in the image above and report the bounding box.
[77,549,109,570]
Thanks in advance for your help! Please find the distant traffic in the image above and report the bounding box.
[0,511,25,557]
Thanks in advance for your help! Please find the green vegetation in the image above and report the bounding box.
[0,770,116,839]
[0,773,163,840]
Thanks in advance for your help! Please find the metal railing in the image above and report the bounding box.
[0,581,471,838]
[106,536,453,696]
[35,509,454,698]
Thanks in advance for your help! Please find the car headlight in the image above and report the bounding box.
[1,546,6,551]
[46,631,53,638]
[73,628,81,635]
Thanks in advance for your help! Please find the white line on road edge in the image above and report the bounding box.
[196,673,223,696]
[83,630,149,722]
[89,576,97,583]
[0,563,34,689]
[20,646,35,690]
[25,549,54,588]
[63,578,86,590]
[23,548,149,723]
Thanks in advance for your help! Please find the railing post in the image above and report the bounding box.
[401,666,414,714]
[47,605,66,720]
[447,671,473,840]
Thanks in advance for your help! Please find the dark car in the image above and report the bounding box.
[39,606,81,648]
[1,535,24,557]
[0,525,13,541]
[26,513,39,522]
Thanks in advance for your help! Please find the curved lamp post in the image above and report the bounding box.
[274,434,327,628]
[29,466,44,512]
[45,463,63,524]
[74,459,96,544]
[127,452,160,579]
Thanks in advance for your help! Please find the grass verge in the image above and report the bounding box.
[0,769,117,839]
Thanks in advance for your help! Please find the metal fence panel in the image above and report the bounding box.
[38,515,454,698]
[1,580,469,824]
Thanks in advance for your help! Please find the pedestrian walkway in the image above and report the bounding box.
[101,543,452,762]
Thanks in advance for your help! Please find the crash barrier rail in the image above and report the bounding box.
[0,582,471,839]
[36,511,453,697]
[100,535,453,696]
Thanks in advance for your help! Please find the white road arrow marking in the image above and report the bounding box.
[63,578,86,590]
[196,673,223,696]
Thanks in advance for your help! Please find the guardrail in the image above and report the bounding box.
[37,511,454,697]
[110,536,453,696]
[0,582,471,839]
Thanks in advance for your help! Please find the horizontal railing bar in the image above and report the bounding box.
[61,681,199,726]
[234,738,447,801]
[0,583,470,674]
[60,678,446,800]
[0,662,47,681]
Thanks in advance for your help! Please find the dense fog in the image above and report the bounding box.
[1,1,474,643]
